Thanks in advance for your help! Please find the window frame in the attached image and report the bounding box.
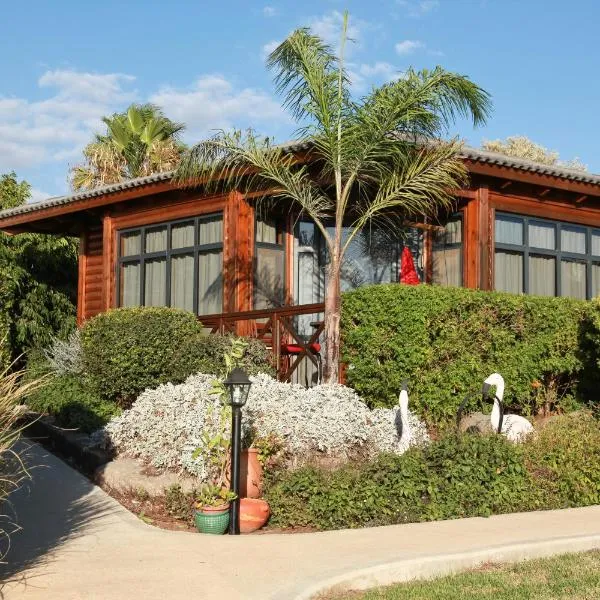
[116,212,224,314]
[494,211,600,299]
[253,214,287,309]
[431,214,464,287]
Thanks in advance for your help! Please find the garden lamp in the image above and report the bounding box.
[224,367,252,534]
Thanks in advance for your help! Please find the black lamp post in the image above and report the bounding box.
[223,367,252,535]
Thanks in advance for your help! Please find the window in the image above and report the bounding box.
[432,217,463,287]
[254,215,285,309]
[117,213,223,314]
[494,213,600,300]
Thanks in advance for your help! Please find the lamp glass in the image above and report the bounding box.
[224,367,252,407]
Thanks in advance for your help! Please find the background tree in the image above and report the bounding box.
[0,173,77,369]
[176,14,490,382]
[71,104,185,190]
[482,135,587,171]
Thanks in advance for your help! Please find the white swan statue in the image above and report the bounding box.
[483,373,534,443]
[398,381,411,445]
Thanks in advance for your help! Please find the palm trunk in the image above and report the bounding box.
[323,252,342,384]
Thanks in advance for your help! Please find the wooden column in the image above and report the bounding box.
[478,184,491,290]
[101,212,114,311]
[76,231,87,326]
[463,196,480,288]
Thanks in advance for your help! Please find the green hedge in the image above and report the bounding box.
[265,412,600,530]
[342,284,599,423]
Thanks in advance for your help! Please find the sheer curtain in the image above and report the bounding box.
[120,262,140,306]
[592,264,600,298]
[171,254,194,311]
[561,226,586,254]
[496,216,523,245]
[144,227,167,306]
[198,250,223,314]
[495,251,523,294]
[529,222,555,249]
[432,220,462,287]
[561,260,586,299]
[529,255,555,296]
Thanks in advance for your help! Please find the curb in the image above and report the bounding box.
[292,533,600,600]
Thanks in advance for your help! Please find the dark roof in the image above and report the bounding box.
[0,142,598,222]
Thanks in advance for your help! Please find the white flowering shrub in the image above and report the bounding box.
[91,373,429,480]
[43,329,83,376]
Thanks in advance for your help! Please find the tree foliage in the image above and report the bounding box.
[176,13,491,382]
[482,135,587,171]
[0,173,77,369]
[71,103,186,190]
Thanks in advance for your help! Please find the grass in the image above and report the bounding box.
[323,551,600,600]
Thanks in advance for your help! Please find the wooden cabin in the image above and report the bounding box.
[3,143,600,382]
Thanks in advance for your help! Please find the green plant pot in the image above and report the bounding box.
[194,505,230,535]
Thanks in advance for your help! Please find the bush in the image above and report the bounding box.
[80,307,205,406]
[265,432,537,530]
[342,284,597,423]
[167,333,274,381]
[524,411,600,508]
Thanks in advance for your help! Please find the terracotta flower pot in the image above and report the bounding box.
[240,448,263,499]
[239,498,270,534]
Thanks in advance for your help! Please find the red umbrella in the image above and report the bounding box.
[400,246,420,285]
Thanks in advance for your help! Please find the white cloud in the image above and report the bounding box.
[395,40,425,55]
[149,75,289,141]
[348,62,402,92]
[261,40,280,60]
[263,5,277,17]
[397,0,439,17]
[308,10,370,53]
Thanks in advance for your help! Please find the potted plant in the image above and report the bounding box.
[194,485,237,535]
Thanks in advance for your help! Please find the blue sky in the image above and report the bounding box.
[1,0,599,201]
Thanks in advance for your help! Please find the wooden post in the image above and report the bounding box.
[478,184,490,290]
[101,213,114,311]
[77,231,87,326]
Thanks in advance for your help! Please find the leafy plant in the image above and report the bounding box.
[342,283,597,423]
[195,484,236,508]
[164,484,194,521]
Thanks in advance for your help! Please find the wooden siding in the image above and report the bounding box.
[78,224,104,323]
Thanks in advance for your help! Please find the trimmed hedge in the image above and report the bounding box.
[342,284,599,423]
[265,412,600,530]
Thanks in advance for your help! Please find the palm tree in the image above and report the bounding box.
[71,104,185,190]
[176,13,491,383]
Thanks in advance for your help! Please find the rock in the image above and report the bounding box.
[458,412,492,434]
[95,457,198,497]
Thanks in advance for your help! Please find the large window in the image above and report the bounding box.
[118,213,223,314]
[254,215,285,309]
[494,212,600,299]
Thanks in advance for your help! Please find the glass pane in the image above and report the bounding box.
[199,215,223,245]
[495,251,523,294]
[256,217,279,245]
[432,247,462,287]
[255,246,285,308]
[171,254,195,312]
[120,231,141,257]
[120,262,140,306]
[434,219,462,245]
[561,226,586,254]
[171,222,194,249]
[495,215,523,245]
[529,222,555,250]
[561,260,586,299]
[144,258,167,306]
[145,227,167,253]
[592,263,600,298]
[198,250,223,314]
[592,232,600,256]
[529,255,556,297]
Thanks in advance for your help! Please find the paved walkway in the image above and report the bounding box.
[1,443,600,600]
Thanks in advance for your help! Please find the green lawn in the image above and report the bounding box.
[325,551,600,600]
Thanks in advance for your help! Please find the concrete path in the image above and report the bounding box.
[1,443,600,600]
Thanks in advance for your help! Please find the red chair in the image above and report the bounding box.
[281,341,323,386]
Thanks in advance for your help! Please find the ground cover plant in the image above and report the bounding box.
[342,284,600,423]
[264,411,600,531]
[322,550,600,600]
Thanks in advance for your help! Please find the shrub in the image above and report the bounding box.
[167,333,274,381]
[342,284,597,423]
[525,411,600,508]
[80,307,205,406]
[43,329,83,376]
[26,372,121,433]
[265,432,536,530]
[90,373,428,479]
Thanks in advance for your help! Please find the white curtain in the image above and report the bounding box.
[172,222,194,249]
[495,251,523,294]
[433,247,461,287]
[198,250,223,314]
[120,262,140,306]
[145,227,167,252]
[529,255,555,296]
[255,247,284,309]
[256,218,277,244]
[592,233,600,256]
[171,253,195,311]
[121,232,141,256]
[495,216,523,245]
[144,258,167,306]
[529,222,555,249]
[561,260,586,299]
[592,264,600,298]
[561,226,586,254]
